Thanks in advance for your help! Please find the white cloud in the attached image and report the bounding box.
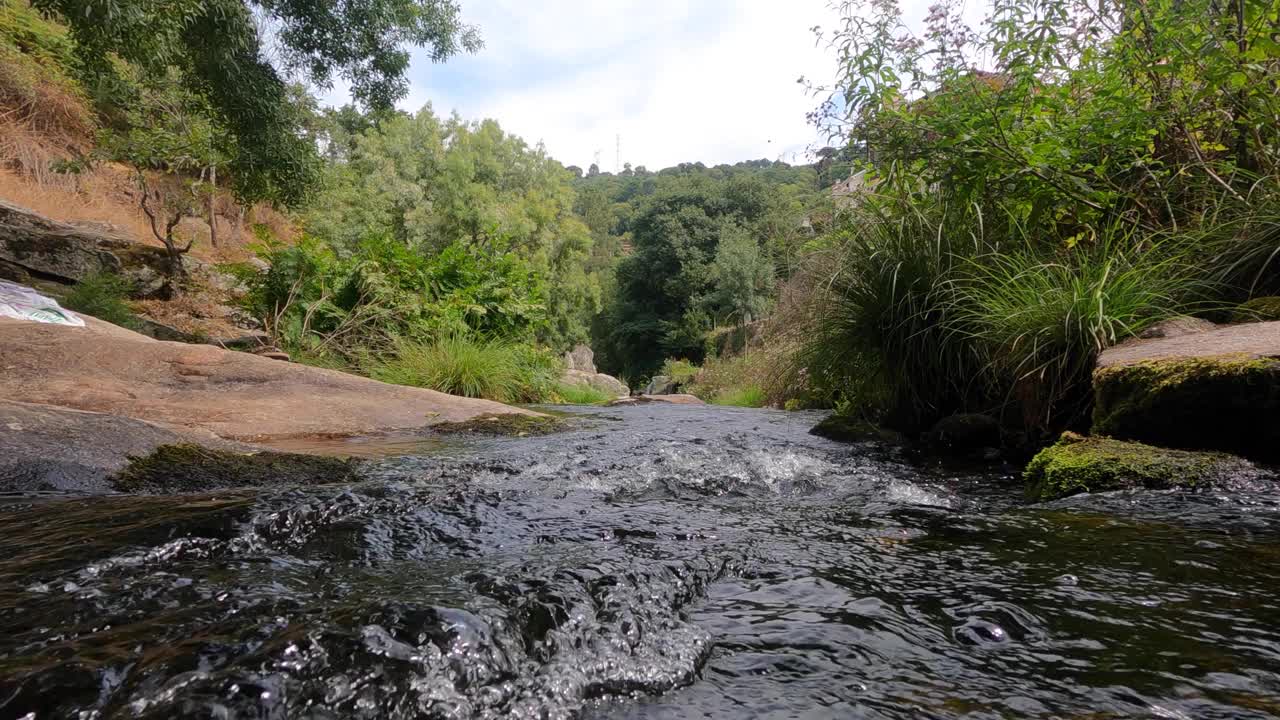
[323,0,986,170]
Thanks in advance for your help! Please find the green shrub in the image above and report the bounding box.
[711,386,766,408]
[62,271,137,328]
[553,383,613,405]
[659,357,700,386]
[955,225,1214,435]
[371,336,559,404]
[798,199,984,431]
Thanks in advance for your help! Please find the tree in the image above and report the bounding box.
[36,0,481,206]
[703,225,774,326]
[304,107,601,349]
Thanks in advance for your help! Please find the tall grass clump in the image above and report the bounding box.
[553,382,613,405]
[62,271,138,328]
[710,386,766,408]
[954,225,1217,437]
[798,198,987,431]
[371,336,560,404]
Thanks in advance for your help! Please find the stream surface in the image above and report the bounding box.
[2,404,1280,719]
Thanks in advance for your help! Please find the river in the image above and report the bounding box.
[2,404,1279,718]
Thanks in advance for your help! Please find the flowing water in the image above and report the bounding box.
[2,404,1280,719]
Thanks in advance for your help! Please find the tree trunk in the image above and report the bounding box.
[208,165,218,248]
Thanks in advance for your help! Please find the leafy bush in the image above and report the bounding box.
[242,232,548,360]
[371,336,560,404]
[659,357,700,386]
[62,271,137,328]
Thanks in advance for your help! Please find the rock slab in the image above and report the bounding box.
[0,316,537,442]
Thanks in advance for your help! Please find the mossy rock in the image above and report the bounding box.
[1024,432,1261,501]
[429,413,566,437]
[111,443,360,494]
[1092,356,1280,462]
[809,415,903,444]
[1231,297,1280,324]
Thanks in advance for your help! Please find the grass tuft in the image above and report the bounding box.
[62,271,138,328]
[371,335,559,403]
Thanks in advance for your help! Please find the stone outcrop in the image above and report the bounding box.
[0,200,174,298]
[561,368,629,398]
[1024,432,1267,501]
[0,315,538,443]
[562,344,597,374]
[1092,320,1280,462]
[558,344,628,398]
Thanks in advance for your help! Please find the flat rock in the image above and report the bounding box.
[1098,320,1280,367]
[0,316,537,442]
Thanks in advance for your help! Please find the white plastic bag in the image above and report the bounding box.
[0,279,85,327]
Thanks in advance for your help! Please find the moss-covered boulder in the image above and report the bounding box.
[428,413,568,437]
[1024,432,1262,501]
[809,415,903,444]
[1231,296,1280,324]
[111,444,360,494]
[1092,356,1280,462]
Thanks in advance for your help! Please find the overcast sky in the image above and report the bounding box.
[322,0,978,171]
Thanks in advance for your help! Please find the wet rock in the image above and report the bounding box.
[0,400,249,493]
[809,415,903,444]
[1023,432,1268,501]
[561,368,628,398]
[111,443,359,494]
[1231,297,1280,324]
[429,414,568,436]
[925,413,1001,453]
[607,394,705,406]
[0,315,540,442]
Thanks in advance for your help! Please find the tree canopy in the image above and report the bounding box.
[35,0,481,205]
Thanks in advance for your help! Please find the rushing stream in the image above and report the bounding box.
[2,404,1279,719]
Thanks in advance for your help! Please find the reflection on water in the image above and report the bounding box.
[1,404,1278,719]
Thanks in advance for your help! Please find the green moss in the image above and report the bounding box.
[429,413,566,437]
[1092,356,1280,461]
[1024,432,1257,501]
[1231,297,1280,323]
[810,415,903,444]
[111,444,359,494]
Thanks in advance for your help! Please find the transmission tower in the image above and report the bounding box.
[615,134,621,174]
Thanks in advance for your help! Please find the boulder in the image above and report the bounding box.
[1231,297,1280,324]
[809,414,903,444]
[0,315,539,443]
[644,375,677,395]
[1023,432,1268,501]
[561,368,629,398]
[0,200,174,298]
[562,344,597,374]
[924,413,1001,453]
[1093,321,1280,461]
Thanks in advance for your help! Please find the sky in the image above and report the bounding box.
[320,0,987,172]
[321,0,845,171]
